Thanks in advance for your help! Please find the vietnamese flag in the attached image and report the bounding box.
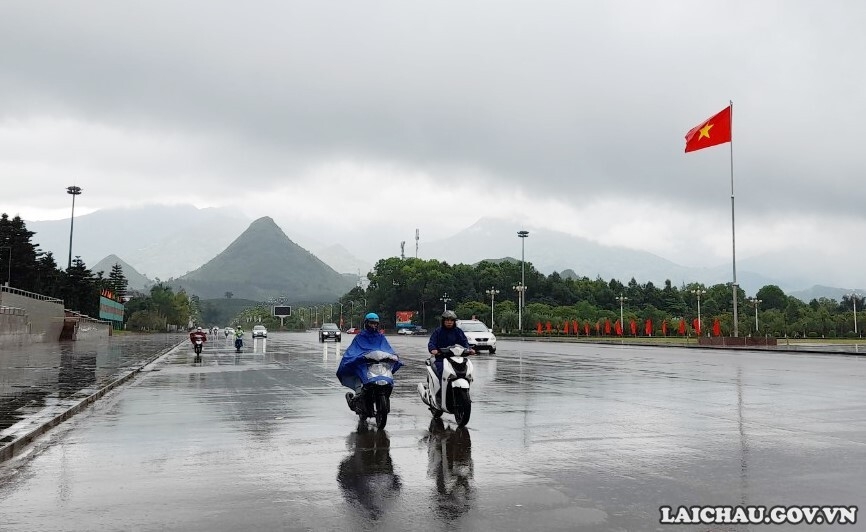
[572,320,579,336]
[678,320,686,335]
[645,319,653,336]
[536,322,543,334]
[630,319,637,336]
[604,318,611,335]
[545,321,552,333]
[693,318,702,336]
[563,321,570,335]
[713,318,722,337]
[615,319,622,336]
[685,106,731,153]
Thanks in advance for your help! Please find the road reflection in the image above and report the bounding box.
[424,419,474,522]
[336,426,402,522]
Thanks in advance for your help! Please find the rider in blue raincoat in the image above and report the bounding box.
[337,313,403,393]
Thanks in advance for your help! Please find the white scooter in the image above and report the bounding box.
[417,345,474,427]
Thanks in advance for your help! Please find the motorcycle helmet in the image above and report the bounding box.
[364,312,380,332]
[196,326,202,331]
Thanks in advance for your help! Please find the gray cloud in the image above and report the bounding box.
[2,1,865,285]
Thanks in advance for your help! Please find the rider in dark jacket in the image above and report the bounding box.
[427,310,474,378]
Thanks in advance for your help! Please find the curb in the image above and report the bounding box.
[0,340,184,463]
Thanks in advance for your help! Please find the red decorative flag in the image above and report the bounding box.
[713,318,722,337]
[536,322,543,334]
[604,318,611,335]
[595,321,600,335]
[615,319,623,336]
[693,318,702,336]
[685,106,732,153]
[545,321,552,333]
[630,319,637,336]
[662,320,668,336]
[563,321,570,335]
[585,322,591,336]
[645,319,653,336]
[572,320,579,336]
[678,319,686,335]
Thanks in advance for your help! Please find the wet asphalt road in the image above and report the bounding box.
[1,332,865,531]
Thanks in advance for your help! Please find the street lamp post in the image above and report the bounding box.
[66,185,82,270]
[616,294,628,333]
[485,287,500,329]
[337,302,343,327]
[851,292,860,337]
[691,289,707,336]
[349,301,356,328]
[747,297,762,333]
[440,293,451,312]
[517,230,529,332]
[512,283,526,333]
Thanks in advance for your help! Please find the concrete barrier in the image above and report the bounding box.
[0,310,29,346]
[0,288,65,343]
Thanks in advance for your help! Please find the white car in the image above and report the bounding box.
[252,325,268,338]
[457,319,497,354]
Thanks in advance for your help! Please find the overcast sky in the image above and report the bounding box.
[2,1,864,286]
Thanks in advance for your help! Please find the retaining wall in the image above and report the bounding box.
[0,291,65,343]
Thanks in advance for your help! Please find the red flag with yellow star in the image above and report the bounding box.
[685,106,731,153]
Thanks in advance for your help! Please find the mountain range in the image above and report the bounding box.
[91,254,153,291]
[20,204,864,302]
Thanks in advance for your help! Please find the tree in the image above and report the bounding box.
[224,291,234,299]
[107,263,129,299]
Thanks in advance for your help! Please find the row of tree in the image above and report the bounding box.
[1,213,192,330]
[337,257,864,338]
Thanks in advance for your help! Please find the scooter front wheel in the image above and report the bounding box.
[453,388,471,427]
[375,394,389,429]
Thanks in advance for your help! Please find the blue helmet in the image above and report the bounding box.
[365,312,380,321]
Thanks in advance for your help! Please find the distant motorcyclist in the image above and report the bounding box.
[189,326,207,347]
[427,310,474,378]
[234,327,244,352]
[338,313,401,396]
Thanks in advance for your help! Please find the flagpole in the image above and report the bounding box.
[729,100,739,337]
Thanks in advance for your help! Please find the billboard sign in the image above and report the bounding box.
[395,310,415,328]
[99,296,124,322]
[273,306,292,317]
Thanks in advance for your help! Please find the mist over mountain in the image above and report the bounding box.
[26,205,250,280]
[91,254,153,291]
[423,218,784,296]
[21,206,859,301]
[172,217,355,302]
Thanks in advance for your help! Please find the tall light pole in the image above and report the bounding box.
[747,297,762,333]
[518,230,529,332]
[66,185,82,269]
[691,289,707,335]
[349,301,356,328]
[616,294,628,333]
[485,287,500,329]
[440,293,451,312]
[851,292,860,337]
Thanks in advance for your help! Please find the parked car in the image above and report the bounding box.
[252,325,268,338]
[397,327,415,335]
[457,319,496,354]
[320,322,341,342]
[346,327,360,334]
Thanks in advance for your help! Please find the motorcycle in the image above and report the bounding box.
[192,339,204,363]
[343,350,402,429]
[234,335,243,353]
[418,345,474,427]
